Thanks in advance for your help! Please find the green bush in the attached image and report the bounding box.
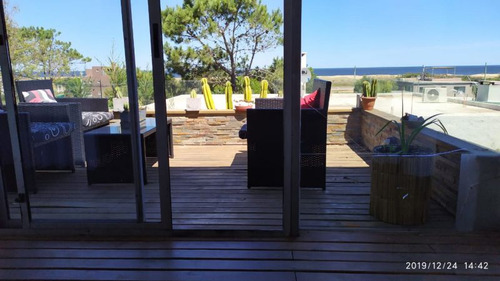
[165,79,201,98]
[463,75,500,82]
[378,79,395,93]
[235,76,261,94]
[354,76,395,93]
[305,67,317,93]
[399,73,421,78]
[53,77,92,98]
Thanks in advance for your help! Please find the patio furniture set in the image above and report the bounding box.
[0,79,172,192]
[2,78,331,194]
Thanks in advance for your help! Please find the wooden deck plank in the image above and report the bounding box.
[0,270,296,281]
[1,248,499,264]
[296,273,500,281]
[0,231,499,280]
[2,258,499,274]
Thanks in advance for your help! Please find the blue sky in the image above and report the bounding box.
[7,0,500,70]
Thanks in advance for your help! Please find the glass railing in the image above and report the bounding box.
[349,72,500,152]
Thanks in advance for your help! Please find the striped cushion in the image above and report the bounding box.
[22,89,57,103]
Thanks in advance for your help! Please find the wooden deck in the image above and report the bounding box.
[1,230,500,281]
[2,145,500,280]
[8,144,454,232]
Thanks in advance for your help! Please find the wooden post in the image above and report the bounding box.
[283,0,302,236]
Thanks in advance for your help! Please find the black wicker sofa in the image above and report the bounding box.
[16,79,113,167]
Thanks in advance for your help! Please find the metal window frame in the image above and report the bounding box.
[0,0,302,236]
[282,0,302,237]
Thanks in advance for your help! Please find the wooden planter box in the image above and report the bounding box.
[370,149,434,225]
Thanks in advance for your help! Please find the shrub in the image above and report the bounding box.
[399,73,421,78]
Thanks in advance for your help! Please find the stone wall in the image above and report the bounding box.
[361,109,493,216]
[161,108,361,146]
[327,109,362,145]
[168,110,247,145]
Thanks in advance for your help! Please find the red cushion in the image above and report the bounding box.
[300,89,320,109]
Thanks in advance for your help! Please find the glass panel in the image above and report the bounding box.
[0,63,23,223]
[299,1,500,231]
[160,0,284,230]
[369,73,500,152]
[6,0,140,222]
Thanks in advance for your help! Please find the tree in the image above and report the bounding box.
[13,27,90,79]
[136,68,154,106]
[102,46,127,100]
[162,0,283,90]
[4,1,23,74]
[53,77,92,98]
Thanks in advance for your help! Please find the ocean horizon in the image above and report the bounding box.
[314,65,500,76]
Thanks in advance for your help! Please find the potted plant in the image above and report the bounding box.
[120,103,147,130]
[360,79,377,110]
[120,103,130,130]
[370,113,448,225]
[186,89,201,111]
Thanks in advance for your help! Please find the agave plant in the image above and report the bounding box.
[376,113,448,154]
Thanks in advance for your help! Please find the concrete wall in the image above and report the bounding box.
[361,109,495,216]
[477,84,500,102]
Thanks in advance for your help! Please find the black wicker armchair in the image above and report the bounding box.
[16,79,112,166]
[246,79,332,189]
[1,105,77,192]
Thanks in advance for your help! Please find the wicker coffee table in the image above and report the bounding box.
[84,118,172,184]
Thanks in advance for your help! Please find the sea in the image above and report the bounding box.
[314,65,500,76]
